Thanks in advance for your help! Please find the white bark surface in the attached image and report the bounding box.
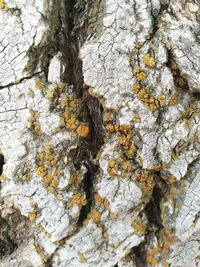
[0,0,200,266]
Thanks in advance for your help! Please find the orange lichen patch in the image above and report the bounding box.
[168,92,179,106]
[76,124,89,137]
[36,166,47,177]
[28,211,37,222]
[160,229,176,253]
[153,165,162,172]
[103,229,109,241]
[35,145,62,194]
[133,114,141,123]
[27,109,41,135]
[125,144,137,158]
[44,174,53,184]
[44,145,53,156]
[35,80,45,90]
[71,193,87,206]
[121,160,133,174]
[103,112,114,122]
[165,175,177,184]
[133,66,141,74]
[88,209,101,223]
[108,159,119,176]
[131,84,166,111]
[79,252,87,264]
[132,170,154,192]
[136,71,147,81]
[105,124,136,177]
[143,54,156,68]
[68,172,82,189]
[132,83,141,94]
[147,246,162,266]
[157,95,166,106]
[51,177,59,187]
[147,228,176,266]
[66,117,78,130]
[132,217,147,235]
[46,87,57,101]
[69,100,77,108]
[95,193,109,208]
[104,124,115,133]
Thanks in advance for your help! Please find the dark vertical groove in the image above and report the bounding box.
[61,0,105,226]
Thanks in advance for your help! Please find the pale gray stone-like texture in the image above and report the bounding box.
[0,0,200,266]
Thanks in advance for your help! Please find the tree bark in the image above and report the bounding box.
[0,0,200,266]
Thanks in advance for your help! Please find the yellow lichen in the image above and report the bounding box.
[132,170,154,192]
[103,112,114,122]
[71,193,87,206]
[132,83,141,94]
[136,71,147,81]
[0,0,8,12]
[36,166,47,177]
[108,159,119,176]
[27,109,41,135]
[168,92,179,106]
[79,252,87,264]
[147,246,162,266]
[133,114,141,123]
[50,177,59,187]
[143,54,156,68]
[133,66,141,74]
[76,124,89,137]
[35,80,45,90]
[66,117,77,130]
[88,209,101,223]
[95,193,109,208]
[166,175,177,184]
[28,211,37,222]
[103,229,109,241]
[147,229,176,266]
[132,217,147,235]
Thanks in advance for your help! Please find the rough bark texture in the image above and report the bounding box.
[0,0,200,266]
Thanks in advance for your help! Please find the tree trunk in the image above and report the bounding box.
[0,0,200,266]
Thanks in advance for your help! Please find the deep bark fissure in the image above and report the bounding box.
[166,48,190,92]
[131,181,165,266]
[62,0,105,226]
[0,154,4,177]
[145,185,163,231]
[132,240,148,267]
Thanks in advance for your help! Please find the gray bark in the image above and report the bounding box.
[0,0,200,266]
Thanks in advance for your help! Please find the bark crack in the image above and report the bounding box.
[61,0,105,226]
